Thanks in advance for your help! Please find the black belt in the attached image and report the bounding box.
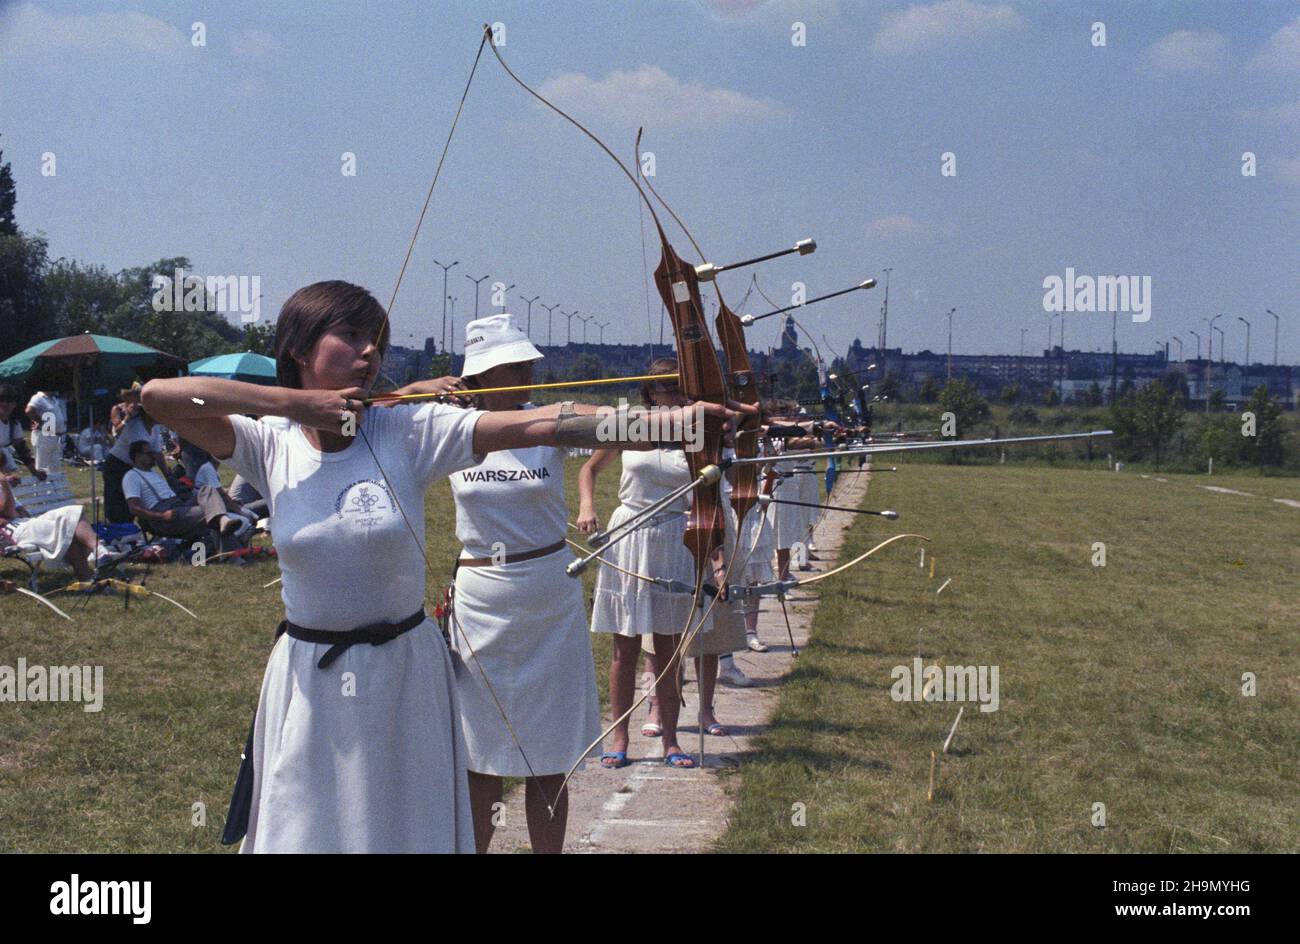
[220,607,425,845]
[282,608,427,669]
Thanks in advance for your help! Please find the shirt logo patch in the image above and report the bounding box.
[334,479,398,527]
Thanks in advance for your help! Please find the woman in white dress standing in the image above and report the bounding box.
[447,314,600,854]
[142,282,737,852]
[577,359,717,769]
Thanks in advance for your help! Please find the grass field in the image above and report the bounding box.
[715,461,1300,852]
[2,456,1296,852]
[0,459,619,853]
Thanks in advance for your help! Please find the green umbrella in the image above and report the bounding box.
[0,333,185,391]
[188,351,277,384]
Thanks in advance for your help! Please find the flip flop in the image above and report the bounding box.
[706,722,728,737]
[600,751,630,769]
[640,722,662,738]
[664,752,697,769]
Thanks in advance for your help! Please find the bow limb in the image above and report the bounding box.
[46,578,198,619]
[793,533,931,587]
[9,585,74,621]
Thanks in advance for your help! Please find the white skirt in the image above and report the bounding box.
[737,502,774,585]
[241,620,474,853]
[590,506,711,637]
[32,431,63,473]
[798,469,822,543]
[450,549,600,777]
[4,505,81,561]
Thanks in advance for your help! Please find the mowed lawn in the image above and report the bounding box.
[716,462,1299,852]
[0,457,620,853]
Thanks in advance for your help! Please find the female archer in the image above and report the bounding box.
[142,281,745,853]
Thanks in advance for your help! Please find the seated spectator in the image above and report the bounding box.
[76,424,109,461]
[228,473,268,520]
[0,384,44,483]
[192,454,259,526]
[0,476,98,581]
[104,390,172,523]
[122,441,248,550]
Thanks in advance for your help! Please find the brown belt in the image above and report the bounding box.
[458,539,567,568]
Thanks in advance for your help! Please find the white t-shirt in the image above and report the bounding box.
[27,392,66,434]
[450,407,567,558]
[616,448,693,515]
[108,416,165,463]
[227,404,484,631]
[0,417,23,449]
[122,467,176,509]
[193,461,221,489]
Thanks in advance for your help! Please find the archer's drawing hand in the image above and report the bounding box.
[293,387,368,434]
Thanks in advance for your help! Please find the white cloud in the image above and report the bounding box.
[1143,29,1229,74]
[872,0,1025,55]
[1234,101,1300,124]
[1248,15,1300,73]
[535,64,784,129]
[0,3,187,60]
[696,0,845,24]
[868,215,956,240]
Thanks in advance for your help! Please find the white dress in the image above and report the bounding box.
[226,404,483,853]
[448,423,600,777]
[2,505,82,561]
[590,448,707,637]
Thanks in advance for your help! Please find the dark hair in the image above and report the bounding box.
[274,281,389,388]
[0,383,19,403]
[129,440,152,460]
[641,357,679,408]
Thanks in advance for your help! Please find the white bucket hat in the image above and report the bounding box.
[461,313,543,378]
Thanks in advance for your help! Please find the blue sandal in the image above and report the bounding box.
[664,752,697,769]
[600,751,631,768]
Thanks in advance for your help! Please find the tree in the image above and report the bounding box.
[0,139,16,236]
[938,377,990,435]
[242,322,276,357]
[1000,383,1020,404]
[1110,380,1183,469]
[1042,386,1061,406]
[918,375,939,404]
[1083,382,1103,407]
[1238,384,1287,470]
[876,371,899,401]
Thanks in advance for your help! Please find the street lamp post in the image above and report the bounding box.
[541,303,561,347]
[1237,317,1251,366]
[578,314,593,345]
[433,259,459,353]
[520,294,539,335]
[1171,335,1183,362]
[597,321,609,345]
[447,295,458,355]
[1214,326,1225,365]
[1110,307,1118,405]
[466,273,490,321]
[945,307,956,380]
[1265,310,1280,366]
[564,310,577,345]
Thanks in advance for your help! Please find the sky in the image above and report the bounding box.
[2,0,1298,366]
